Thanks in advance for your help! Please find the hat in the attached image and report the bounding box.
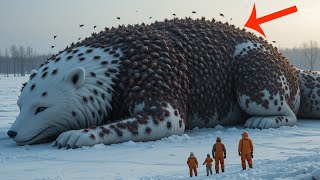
[216,136,221,142]
[190,152,194,156]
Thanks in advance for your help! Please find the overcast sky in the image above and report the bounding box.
[0,0,319,54]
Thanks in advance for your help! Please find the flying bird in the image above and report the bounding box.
[149,17,152,19]
[78,38,81,41]
[272,41,277,43]
[53,35,57,39]
[116,17,120,20]
[79,24,84,27]
[172,13,176,16]
[94,25,97,29]
[230,18,232,21]
[192,11,197,14]
[51,46,55,49]
[219,13,224,17]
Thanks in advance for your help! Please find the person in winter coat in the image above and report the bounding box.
[212,137,226,174]
[187,152,198,177]
[238,131,254,170]
[202,154,213,176]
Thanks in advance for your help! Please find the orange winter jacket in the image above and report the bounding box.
[203,157,213,167]
[187,156,198,168]
[212,142,226,158]
[238,132,254,154]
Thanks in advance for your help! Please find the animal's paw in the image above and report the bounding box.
[52,129,99,149]
[244,116,296,129]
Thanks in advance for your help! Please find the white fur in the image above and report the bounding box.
[53,103,185,148]
[233,40,268,57]
[10,46,122,145]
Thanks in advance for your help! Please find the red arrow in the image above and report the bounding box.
[245,4,298,37]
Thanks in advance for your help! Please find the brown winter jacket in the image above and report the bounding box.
[203,157,213,167]
[187,156,198,168]
[212,142,226,158]
[238,132,254,155]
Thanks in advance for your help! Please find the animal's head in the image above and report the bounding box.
[7,46,120,145]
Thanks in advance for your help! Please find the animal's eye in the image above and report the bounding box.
[35,107,47,115]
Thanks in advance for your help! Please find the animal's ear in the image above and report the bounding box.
[65,67,86,88]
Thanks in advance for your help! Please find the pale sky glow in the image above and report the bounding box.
[0,0,319,54]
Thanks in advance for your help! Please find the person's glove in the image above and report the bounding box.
[224,155,226,159]
[239,152,241,156]
[203,163,205,165]
[212,155,215,158]
[251,152,253,158]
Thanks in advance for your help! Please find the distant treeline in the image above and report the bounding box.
[0,41,319,77]
[0,45,51,77]
[280,41,320,71]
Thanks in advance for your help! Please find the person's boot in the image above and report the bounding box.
[222,169,225,173]
[249,165,253,168]
[216,170,219,174]
[242,168,246,171]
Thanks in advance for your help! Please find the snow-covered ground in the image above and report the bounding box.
[0,76,320,180]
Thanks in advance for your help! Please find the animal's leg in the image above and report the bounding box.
[233,47,300,129]
[238,91,297,129]
[52,102,185,148]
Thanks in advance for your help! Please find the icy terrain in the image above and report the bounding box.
[0,76,320,180]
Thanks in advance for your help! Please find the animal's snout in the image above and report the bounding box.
[7,131,17,138]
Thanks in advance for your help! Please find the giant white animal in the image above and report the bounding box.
[7,18,320,148]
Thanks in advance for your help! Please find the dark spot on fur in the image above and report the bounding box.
[89,96,94,102]
[72,111,76,117]
[101,93,105,100]
[104,71,110,77]
[108,69,117,73]
[113,53,120,57]
[90,72,96,77]
[93,89,98,95]
[166,121,172,129]
[73,50,79,54]
[111,60,118,64]
[93,56,100,60]
[55,57,61,62]
[96,80,103,86]
[145,127,152,135]
[92,111,95,118]
[101,61,108,65]
[41,92,47,96]
[278,107,281,112]
[83,129,89,133]
[52,69,58,75]
[89,134,96,140]
[179,120,183,128]
[104,48,110,52]
[86,49,93,54]
[30,73,36,80]
[78,53,84,57]
[116,122,126,129]
[79,57,85,61]
[42,67,48,72]
[42,72,48,78]
[67,56,73,60]
[30,84,36,91]
[83,96,88,103]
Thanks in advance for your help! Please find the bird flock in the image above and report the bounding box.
[50,11,277,50]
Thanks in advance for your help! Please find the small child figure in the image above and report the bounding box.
[187,152,198,177]
[203,154,213,176]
